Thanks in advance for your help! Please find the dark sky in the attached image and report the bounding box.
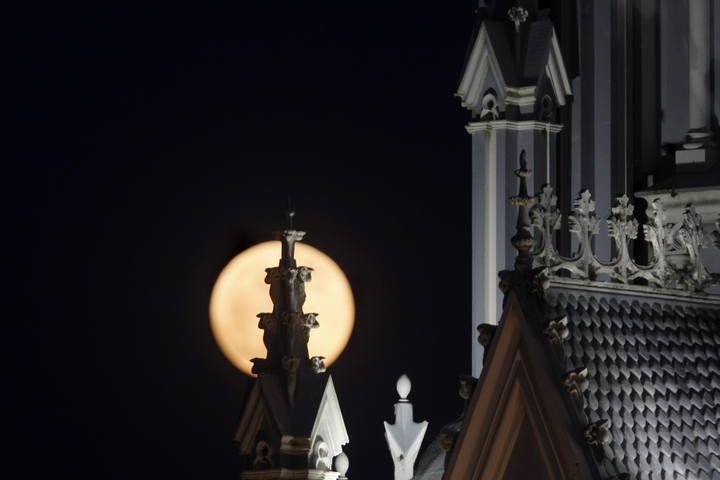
[10,1,477,478]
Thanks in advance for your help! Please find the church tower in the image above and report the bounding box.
[233,212,350,480]
[456,0,571,375]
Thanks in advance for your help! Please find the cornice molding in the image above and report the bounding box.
[466,120,564,134]
[547,277,720,306]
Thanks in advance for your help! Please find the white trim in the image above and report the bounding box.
[466,120,563,134]
[234,382,265,455]
[505,86,537,106]
[310,376,350,460]
[486,130,498,329]
[456,24,508,109]
[546,29,573,106]
[242,469,340,480]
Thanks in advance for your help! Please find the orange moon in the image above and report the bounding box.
[210,241,355,376]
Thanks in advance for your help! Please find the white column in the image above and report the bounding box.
[688,0,711,134]
[384,375,428,480]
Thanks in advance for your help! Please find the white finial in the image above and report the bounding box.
[384,374,428,480]
[396,374,411,401]
[334,452,349,478]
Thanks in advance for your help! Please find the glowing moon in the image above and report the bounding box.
[210,241,355,376]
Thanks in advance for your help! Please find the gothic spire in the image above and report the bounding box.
[251,210,323,405]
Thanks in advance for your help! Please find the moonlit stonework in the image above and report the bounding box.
[210,241,355,376]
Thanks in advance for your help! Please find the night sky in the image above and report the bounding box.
[11,1,478,478]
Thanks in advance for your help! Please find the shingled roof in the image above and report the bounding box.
[442,275,720,480]
[546,280,720,479]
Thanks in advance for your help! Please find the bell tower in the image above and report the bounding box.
[456,0,571,375]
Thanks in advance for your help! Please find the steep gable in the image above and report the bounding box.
[444,293,595,480]
[457,19,571,113]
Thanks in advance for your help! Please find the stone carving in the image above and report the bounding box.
[543,316,569,344]
[311,438,332,471]
[253,440,273,469]
[607,194,639,283]
[458,374,478,401]
[250,211,332,403]
[480,91,499,121]
[584,420,612,446]
[507,5,529,32]
[538,94,555,122]
[562,367,589,396]
[529,183,719,293]
[476,323,498,347]
[531,184,562,268]
[310,356,326,373]
[677,205,710,291]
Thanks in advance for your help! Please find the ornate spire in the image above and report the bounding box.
[251,210,323,405]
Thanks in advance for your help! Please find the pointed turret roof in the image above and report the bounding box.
[234,212,349,479]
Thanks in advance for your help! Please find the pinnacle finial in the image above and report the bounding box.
[285,197,296,231]
[384,374,428,480]
[508,4,529,32]
[396,374,411,401]
[510,150,535,269]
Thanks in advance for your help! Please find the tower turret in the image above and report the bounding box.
[234,212,350,480]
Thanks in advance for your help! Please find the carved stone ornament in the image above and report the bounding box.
[480,91,500,121]
[311,438,332,471]
[528,182,720,293]
[253,440,274,469]
[249,212,335,406]
[458,374,478,401]
[584,420,612,446]
[562,367,589,396]
[507,5,529,32]
[310,356,326,373]
[476,323,498,347]
[543,316,570,344]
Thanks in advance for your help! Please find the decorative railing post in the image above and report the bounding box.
[567,190,600,279]
[678,205,710,291]
[642,199,670,287]
[607,194,639,283]
[531,184,562,269]
[515,181,720,293]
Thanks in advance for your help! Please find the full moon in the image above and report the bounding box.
[210,241,355,376]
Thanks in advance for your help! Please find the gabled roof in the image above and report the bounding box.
[546,281,720,479]
[456,19,572,110]
[234,371,348,457]
[447,272,720,480]
[444,292,596,479]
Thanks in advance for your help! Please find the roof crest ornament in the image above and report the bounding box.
[528,183,719,293]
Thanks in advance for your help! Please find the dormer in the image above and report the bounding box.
[456,6,571,121]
